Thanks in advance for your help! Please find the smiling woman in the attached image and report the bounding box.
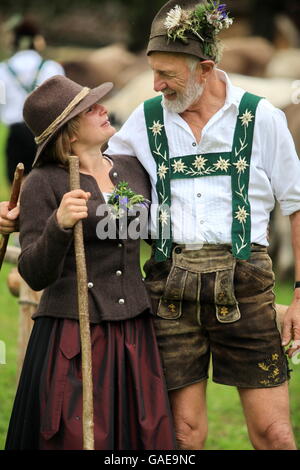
[3,75,176,450]
[73,102,115,149]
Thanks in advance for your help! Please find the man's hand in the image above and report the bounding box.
[281,297,300,358]
[0,201,20,235]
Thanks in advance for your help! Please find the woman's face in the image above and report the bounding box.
[74,102,115,148]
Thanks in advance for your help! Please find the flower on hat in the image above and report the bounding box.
[164,4,194,43]
[164,1,233,60]
[164,5,185,30]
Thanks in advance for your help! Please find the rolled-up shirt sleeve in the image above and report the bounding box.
[262,105,300,216]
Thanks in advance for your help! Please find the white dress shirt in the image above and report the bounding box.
[0,50,65,125]
[106,69,300,246]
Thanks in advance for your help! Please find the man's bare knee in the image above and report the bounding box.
[254,421,296,450]
[175,419,208,450]
[264,421,296,450]
[169,381,208,450]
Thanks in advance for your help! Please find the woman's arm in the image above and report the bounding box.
[18,170,90,291]
[0,202,19,234]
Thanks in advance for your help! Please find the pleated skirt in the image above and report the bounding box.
[5,314,176,450]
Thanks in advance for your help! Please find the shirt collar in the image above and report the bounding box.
[216,68,242,110]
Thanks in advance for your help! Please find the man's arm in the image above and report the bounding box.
[281,210,300,357]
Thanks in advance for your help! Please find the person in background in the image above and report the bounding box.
[0,17,65,183]
[3,74,175,450]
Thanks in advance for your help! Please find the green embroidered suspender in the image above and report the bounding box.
[144,92,262,262]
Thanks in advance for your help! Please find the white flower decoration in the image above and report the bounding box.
[214,157,231,172]
[158,163,169,180]
[149,120,164,136]
[172,158,187,173]
[233,157,249,174]
[164,5,183,30]
[206,11,223,26]
[239,110,254,127]
[192,155,208,171]
[159,209,170,226]
[224,17,233,29]
[235,205,249,224]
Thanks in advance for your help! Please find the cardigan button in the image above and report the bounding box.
[116,270,122,276]
[118,298,125,305]
[87,282,94,288]
[113,172,118,178]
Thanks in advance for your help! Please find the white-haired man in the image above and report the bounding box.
[105,0,300,450]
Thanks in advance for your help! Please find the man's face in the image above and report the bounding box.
[147,52,204,113]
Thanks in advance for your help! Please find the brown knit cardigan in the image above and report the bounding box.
[18,155,152,323]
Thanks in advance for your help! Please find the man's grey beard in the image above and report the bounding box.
[162,75,204,113]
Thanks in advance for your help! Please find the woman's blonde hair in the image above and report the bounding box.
[36,114,81,167]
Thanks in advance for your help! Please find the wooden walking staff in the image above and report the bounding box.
[68,155,95,450]
[0,163,24,271]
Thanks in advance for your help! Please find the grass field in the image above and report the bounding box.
[0,123,299,450]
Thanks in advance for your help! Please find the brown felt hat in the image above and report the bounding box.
[147,0,215,61]
[23,75,113,167]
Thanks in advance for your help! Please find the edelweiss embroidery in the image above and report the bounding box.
[170,155,231,178]
[258,353,282,386]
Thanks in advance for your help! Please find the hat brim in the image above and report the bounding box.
[32,81,114,167]
[147,35,213,61]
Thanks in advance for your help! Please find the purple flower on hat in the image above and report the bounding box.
[217,4,228,19]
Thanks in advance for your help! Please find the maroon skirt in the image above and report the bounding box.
[5,314,176,450]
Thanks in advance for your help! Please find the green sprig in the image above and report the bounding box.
[107,181,149,218]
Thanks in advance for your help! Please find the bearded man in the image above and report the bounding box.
[105,0,300,450]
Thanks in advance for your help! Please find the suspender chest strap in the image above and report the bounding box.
[6,58,47,94]
[144,92,263,262]
[144,95,173,261]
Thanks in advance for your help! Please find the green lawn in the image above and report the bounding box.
[0,124,299,450]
